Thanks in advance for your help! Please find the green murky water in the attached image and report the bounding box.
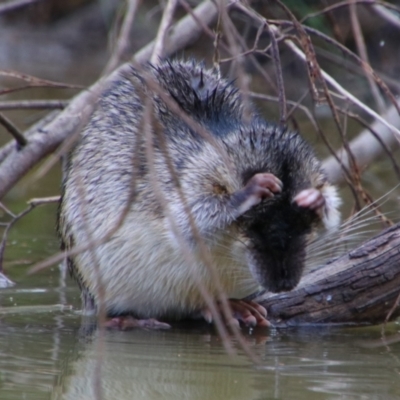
[0,224,399,400]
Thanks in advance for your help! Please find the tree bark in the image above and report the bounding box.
[259,223,400,327]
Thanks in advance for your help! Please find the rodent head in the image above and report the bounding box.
[241,193,318,292]
[220,122,330,293]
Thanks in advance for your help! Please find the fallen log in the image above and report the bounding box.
[259,222,400,327]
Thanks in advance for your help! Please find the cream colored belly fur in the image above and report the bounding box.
[73,214,259,318]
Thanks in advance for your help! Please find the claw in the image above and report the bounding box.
[201,299,270,328]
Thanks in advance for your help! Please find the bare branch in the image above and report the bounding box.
[279,27,400,145]
[323,102,400,184]
[0,100,67,110]
[371,3,400,29]
[0,113,27,147]
[349,0,386,113]
[0,70,83,90]
[151,0,178,64]
[103,0,140,75]
[301,0,400,23]
[134,0,223,64]
[0,0,46,14]
[265,22,287,124]
[0,196,59,271]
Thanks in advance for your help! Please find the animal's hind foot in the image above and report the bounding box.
[202,299,270,328]
[104,316,171,330]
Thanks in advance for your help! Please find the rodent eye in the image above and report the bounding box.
[212,183,228,195]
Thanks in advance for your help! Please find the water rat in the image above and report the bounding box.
[59,60,341,328]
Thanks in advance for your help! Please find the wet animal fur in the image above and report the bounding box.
[59,60,341,319]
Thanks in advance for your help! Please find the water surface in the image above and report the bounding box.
[0,237,400,400]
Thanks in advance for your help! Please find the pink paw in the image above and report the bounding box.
[202,299,270,328]
[293,188,325,211]
[246,173,283,200]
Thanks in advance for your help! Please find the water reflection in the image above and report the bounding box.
[1,215,400,400]
[47,322,400,400]
[0,293,400,400]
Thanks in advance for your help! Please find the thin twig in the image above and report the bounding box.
[0,100,67,110]
[134,0,226,63]
[275,21,400,117]
[103,0,140,75]
[301,0,400,23]
[151,0,178,64]
[218,0,253,122]
[371,3,400,29]
[382,289,400,336]
[335,107,400,180]
[0,70,83,89]
[249,91,319,133]
[0,113,27,147]
[265,22,287,125]
[323,102,400,184]
[0,0,46,14]
[349,0,386,113]
[0,196,60,270]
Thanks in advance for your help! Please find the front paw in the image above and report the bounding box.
[238,173,282,214]
[293,188,325,216]
[246,173,283,199]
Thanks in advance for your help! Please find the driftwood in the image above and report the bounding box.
[259,222,400,327]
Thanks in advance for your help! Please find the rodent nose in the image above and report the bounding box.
[270,279,297,293]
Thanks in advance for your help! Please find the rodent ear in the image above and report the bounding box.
[212,182,228,195]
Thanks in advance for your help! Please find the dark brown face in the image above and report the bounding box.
[242,196,317,293]
[247,227,307,292]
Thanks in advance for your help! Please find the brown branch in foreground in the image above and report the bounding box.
[259,222,400,327]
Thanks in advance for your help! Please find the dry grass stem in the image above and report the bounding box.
[103,0,141,75]
[0,100,68,110]
[0,0,46,14]
[150,0,178,64]
[349,0,385,113]
[0,113,27,147]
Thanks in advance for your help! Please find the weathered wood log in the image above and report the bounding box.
[259,223,400,327]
